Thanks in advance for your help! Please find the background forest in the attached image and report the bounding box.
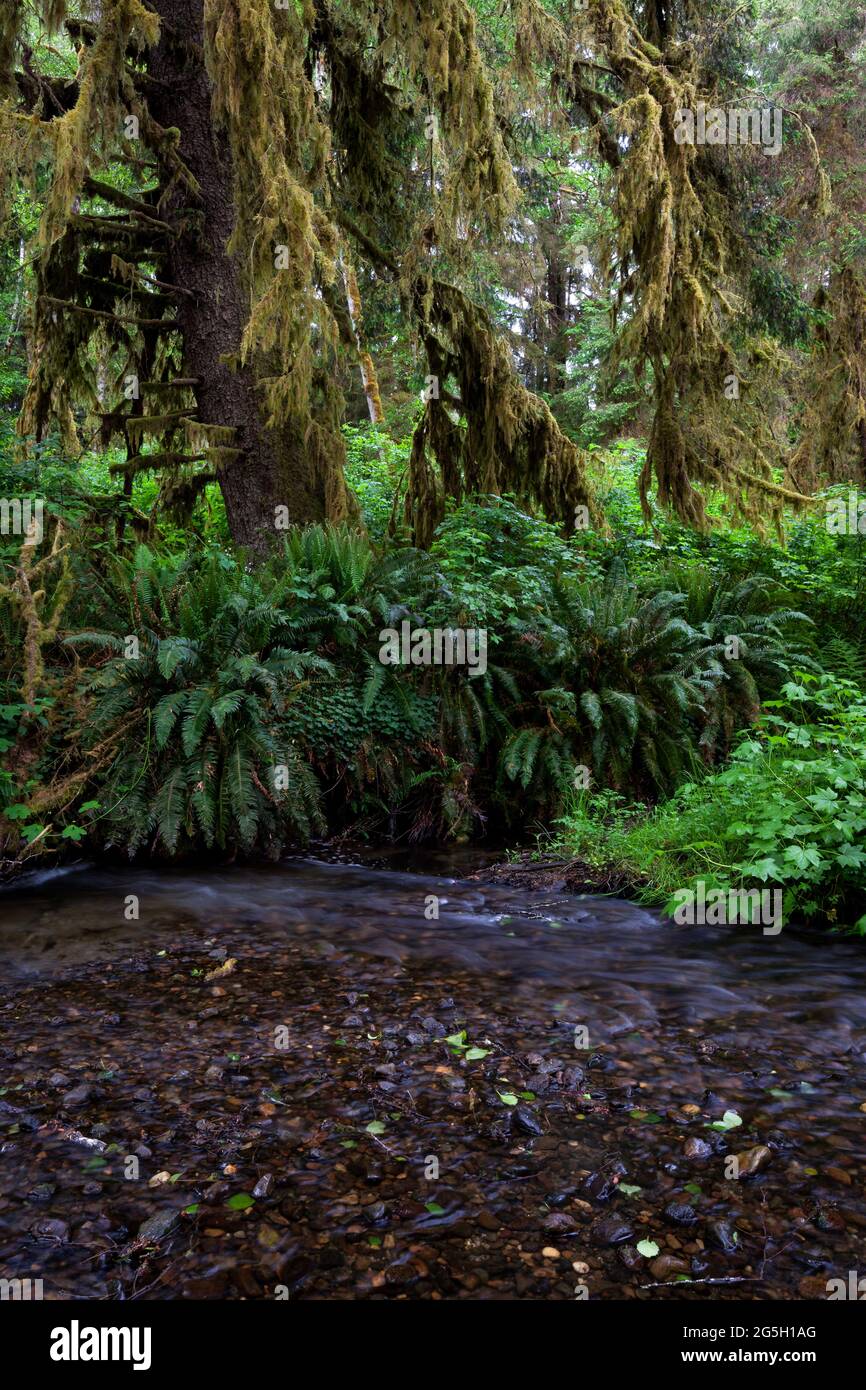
[1,0,865,928]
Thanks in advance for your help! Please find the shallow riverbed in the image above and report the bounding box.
[0,857,864,1299]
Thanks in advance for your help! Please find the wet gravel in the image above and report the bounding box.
[0,859,864,1300]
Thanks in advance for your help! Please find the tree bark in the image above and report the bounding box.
[341,257,384,424]
[146,0,343,553]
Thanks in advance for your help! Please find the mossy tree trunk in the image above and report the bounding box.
[147,0,340,553]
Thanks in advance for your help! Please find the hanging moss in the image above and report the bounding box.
[554,0,826,528]
[0,520,71,708]
[403,275,598,545]
[1,0,839,546]
[790,267,866,490]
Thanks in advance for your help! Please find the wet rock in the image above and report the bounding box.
[477,1210,501,1232]
[558,1066,586,1090]
[253,1174,273,1198]
[342,1013,363,1028]
[515,1105,543,1137]
[543,1212,575,1232]
[544,1189,574,1208]
[584,1160,626,1202]
[587,1054,615,1073]
[525,1072,550,1095]
[617,1244,643,1270]
[589,1214,634,1246]
[764,1129,795,1151]
[183,1275,229,1298]
[26,1183,56,1203]
[664,1202,697,1226]
[62,1083,93,1108]
[31,1218,69,1242]
[319,1246,345,1269]
[683,1137,712,1159]
[650,1254,689,1280]
[138,1209,178,1244]
[536,1056,565,1075]
[734,1144,772,1178]
[825,1167,852,1186]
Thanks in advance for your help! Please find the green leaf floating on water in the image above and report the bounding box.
[619,1184,642,1197]
[637,1240,659,1258]
[707,1109,743,1132]
[425,1201,445,1215]
[445,1031,467,1048]
[366,1120,386,1135]
[465,1047,489,1061]
[225,1192,255,1211]
[497,1092,519,1106]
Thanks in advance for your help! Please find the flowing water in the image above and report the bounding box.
[0,857,864,1299]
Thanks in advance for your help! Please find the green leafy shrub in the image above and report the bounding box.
[557,672,866,928]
